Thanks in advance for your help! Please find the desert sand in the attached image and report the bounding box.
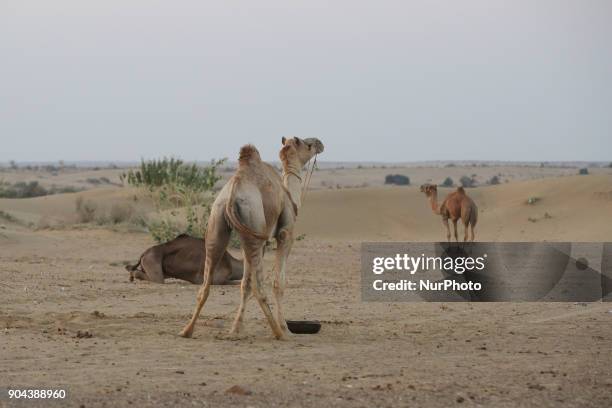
[1,166,612,407]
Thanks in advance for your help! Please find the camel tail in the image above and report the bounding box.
[470,203,478,227]
[225,176,269,241]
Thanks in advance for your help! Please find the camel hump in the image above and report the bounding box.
[238,144,262,166]
[457,186,466,195]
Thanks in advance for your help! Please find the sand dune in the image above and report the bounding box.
[2,173,610,242]
[296,174,612,242]
[0,187,142,225]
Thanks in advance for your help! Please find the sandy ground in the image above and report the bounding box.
[1,167,612,407]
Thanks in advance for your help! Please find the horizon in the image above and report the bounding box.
[2,159,610,168]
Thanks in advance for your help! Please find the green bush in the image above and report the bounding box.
[147,219,181,243]
[384,174,410,185]
[120,158,224,193]
[122,157,226,243]
[578,168,589,175]
[441,177,453,187]
[459,175,476,188]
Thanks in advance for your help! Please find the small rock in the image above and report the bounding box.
[456,396,465,403]
[75,330,93,339]
[175,370,185,374]
[225,385,252,395]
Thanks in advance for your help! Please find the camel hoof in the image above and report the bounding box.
[272,327,292,340]
[229,322,243,336]
[275,332,291,341]
[178,327,193,338]
[225,332,243,341]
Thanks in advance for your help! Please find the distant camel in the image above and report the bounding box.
[125,234,243,284]
[420,184,478,242]
[179,137,324,340]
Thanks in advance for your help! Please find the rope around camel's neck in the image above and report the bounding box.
[282,155,317,213]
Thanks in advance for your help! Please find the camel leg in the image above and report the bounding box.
[463,219,469,243]
[470,224,476,242]
[230,240,284,339]
[452,219,459,243]
[229,251,253,335]
[140,254,165,283]
[443,217,451,242]
[131,270,149,282]
[179,209,231,338]
[273,227,293,336]
[252,256,285,340]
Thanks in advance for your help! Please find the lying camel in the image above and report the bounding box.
[420,184,478,242]
[125,234,243,284]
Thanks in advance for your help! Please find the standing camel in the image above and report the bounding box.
[420,184,478,242]
[179,137,324,339]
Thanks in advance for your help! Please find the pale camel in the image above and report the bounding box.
[179,137,324,339]
[420,184,478,242]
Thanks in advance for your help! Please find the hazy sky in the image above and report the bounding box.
[1,1,611,162]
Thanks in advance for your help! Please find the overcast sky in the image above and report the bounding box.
[1,1,611,163]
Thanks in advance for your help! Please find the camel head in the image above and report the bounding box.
[281,136,324,167]
[420,183,437,197]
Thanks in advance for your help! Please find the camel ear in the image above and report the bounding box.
[281,137,287,145]
[294,137,301,146]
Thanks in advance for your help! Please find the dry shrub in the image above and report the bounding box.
[75,196,97,223]
[109,203,134,224]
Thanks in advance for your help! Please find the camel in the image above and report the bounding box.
[125,234,243,284]
[420,184,478,242]
[179,136,324,340]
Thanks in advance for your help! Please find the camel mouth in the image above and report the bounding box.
[420,183,436,193]
[303,138,324,154]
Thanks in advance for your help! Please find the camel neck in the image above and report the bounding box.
[282,162,303,211]
[429,191,440,214]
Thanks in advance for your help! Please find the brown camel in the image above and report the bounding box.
[179,137,324,340]
[125,234,243,284]
[420,184,478,242]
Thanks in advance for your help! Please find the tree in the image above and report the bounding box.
[384,174,410,185]
[441,177,453,187]
[460,175,476,188]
